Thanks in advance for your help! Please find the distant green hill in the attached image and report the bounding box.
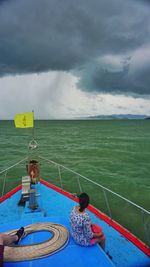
[87,114,149,120]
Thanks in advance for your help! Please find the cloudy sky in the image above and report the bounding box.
[0,0,150,119]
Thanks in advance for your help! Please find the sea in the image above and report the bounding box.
[0,119,149,243]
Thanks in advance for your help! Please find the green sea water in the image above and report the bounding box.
[0,119,150,243]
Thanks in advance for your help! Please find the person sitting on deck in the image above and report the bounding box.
[0,227,24,267]
[70,192,105,250]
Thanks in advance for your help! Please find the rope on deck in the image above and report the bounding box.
[4,222,69,262]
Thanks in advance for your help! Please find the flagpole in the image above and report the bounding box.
[32,110,35,140]
[28,110,38,151]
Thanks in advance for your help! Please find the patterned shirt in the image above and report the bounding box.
[70,206,93,246]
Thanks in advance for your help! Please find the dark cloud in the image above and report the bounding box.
[77,54,150,96]
[0,0,150,96]
[136,0,150,4]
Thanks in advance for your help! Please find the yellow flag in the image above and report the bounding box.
[14,112,34,128]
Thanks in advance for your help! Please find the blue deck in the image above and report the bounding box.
[1,217,113,267]
[0,182,149,267]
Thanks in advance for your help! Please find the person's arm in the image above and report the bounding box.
[83,215,93,239]
[93,231,104,238]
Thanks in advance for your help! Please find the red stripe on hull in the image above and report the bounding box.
[40,179,150,257]
[0,185,21,203]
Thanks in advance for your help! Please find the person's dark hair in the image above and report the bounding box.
[79,192,90,212]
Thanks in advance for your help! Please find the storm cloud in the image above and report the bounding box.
[0,0,150,96]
